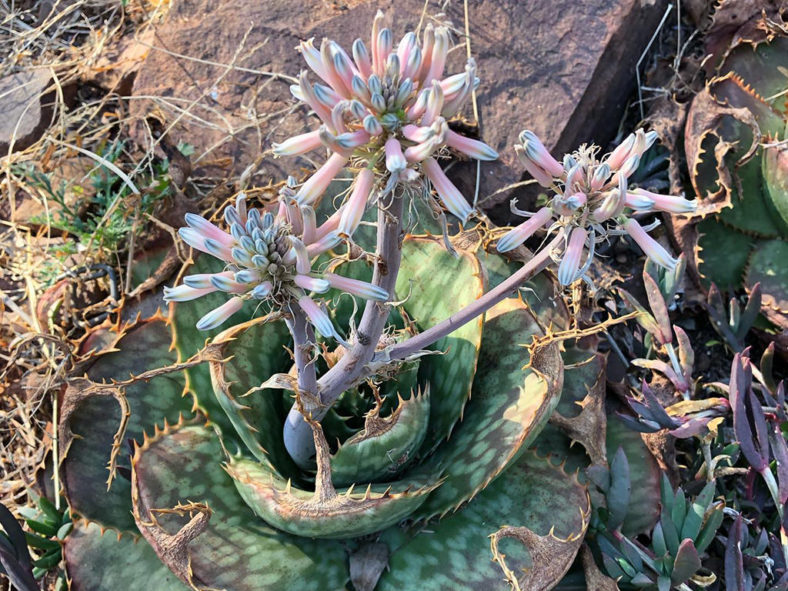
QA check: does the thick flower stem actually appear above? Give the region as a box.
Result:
[317,191,405,406]
[284,216,562,467]
[284,192,404,465]
[283,307,321,469]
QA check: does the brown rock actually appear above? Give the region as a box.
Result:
[83,27,156,95]
[130,0,669,220]
[0,70,56,155]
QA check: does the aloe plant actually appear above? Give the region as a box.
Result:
[57,213,589,590]
[41,10,714,589]
[681,33,787,334]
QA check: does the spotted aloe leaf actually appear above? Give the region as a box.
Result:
[395,235,485,450]
[376,451,590,591]
[329,388,430,487]
[170,254,263,435]
[61,317,193,531]
[64,522,188,591]
[64,226,565,587]
[411,295,562,520]
[132,421,350,590]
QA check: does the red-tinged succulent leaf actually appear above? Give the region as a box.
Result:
[673,326,694,384]
[643,271,672,345]
[0,502,36,591]
[732,354,770,472]
[671,539,701,585]
[132,422,350,590]
[61,318,193,531]
[619,289,662,341]
[770,423,788,504]
[376,451,590,591]
[64,521,189,591]
[724,516,745,591]
[410,296,563,520]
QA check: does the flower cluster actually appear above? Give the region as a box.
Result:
[273,11,497,223]
[497,129,697,285]
[164,187,387,337]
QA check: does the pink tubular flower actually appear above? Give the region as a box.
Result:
[384,138,407,173]
[514,144,553,187]
[504,128,686,287]
[629,189,697,214]
[623,218,677,271]
[325,273,388,301]
[163,284,218,302]
[272,130,323,157]
[297,295,338,340]
[196,297,244,331]
[339,168,375,237]
[557,227,588,286]
[278,11,498,223]
[422,157,472,223]
[166,189,386,337]
[296,152,349,205]
[519,130,564,177]
[445,130,498,161]
[496,207,553,253]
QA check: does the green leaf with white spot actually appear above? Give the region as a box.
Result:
[376,451,589,591]
[64,522,189,591]
[412,296,563,519]
[396,235,485,451]
[330,388,430,487]
[62,319,192,531]
[170,255,263,434]
[132,423,350,590]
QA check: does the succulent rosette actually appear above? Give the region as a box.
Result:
[498,129,697,286]
[274,11,497,224]
[57,200,597,589]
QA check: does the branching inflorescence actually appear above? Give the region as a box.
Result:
[497,129,697,285]
[165,12,695,468]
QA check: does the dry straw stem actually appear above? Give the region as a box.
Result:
[0,0,170,519]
